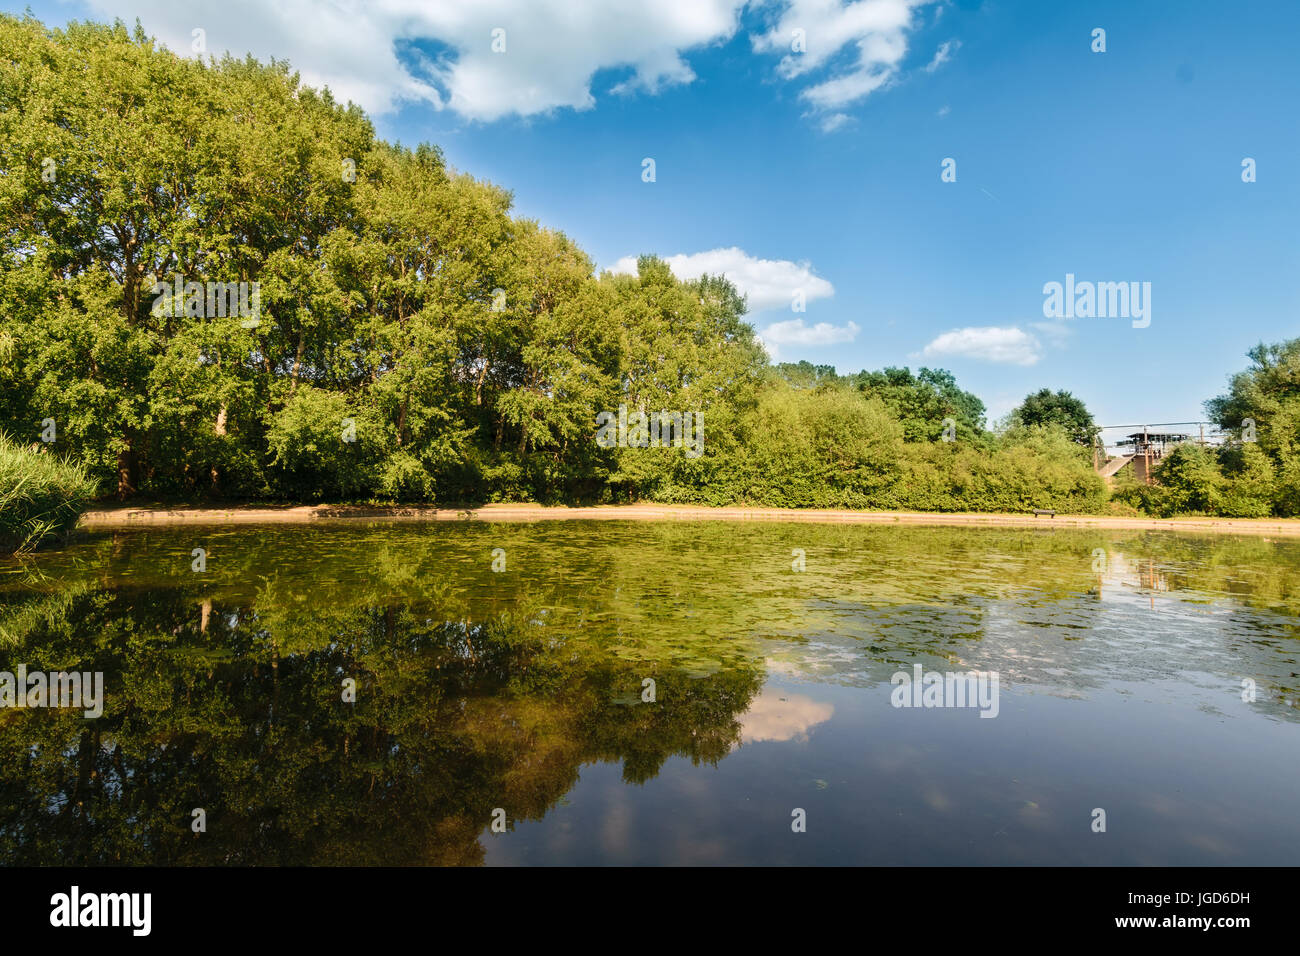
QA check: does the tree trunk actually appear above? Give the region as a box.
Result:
[290,336,305,393]
[116,445,136,499]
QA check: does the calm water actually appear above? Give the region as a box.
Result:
[1,520,1297,865]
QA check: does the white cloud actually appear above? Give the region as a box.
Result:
[609,247,834,313]
[761,318,860,345]
[936,103,951,116]
[757,318,860,360]
[90,1,947,123]
[819,111,854,132]
[923,38,959,72]
[751,0,932,111]
[920,326,1042,366]
[89,0,746,119]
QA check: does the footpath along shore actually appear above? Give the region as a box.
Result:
[77,502,1300,537]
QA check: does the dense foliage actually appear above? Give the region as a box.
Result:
[1010,389,1100,446]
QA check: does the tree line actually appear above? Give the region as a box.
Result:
[1,15,1295,521]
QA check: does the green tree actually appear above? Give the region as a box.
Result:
[853,366,987,443]
[1010,389,1099,445]
[1206,339,1300,516]
[1148,443,1224,516]
[1217,441,1276,518]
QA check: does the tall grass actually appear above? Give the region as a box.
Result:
[0,434,97,554]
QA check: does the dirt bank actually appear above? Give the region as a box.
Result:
[76,503,1300,537]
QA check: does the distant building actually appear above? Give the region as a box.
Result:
[1116,431,1190,483]
[1117,430,1190,454]
[1095,428,1198,484]
[1096,423,1222,483]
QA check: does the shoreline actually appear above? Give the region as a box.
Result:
[76,503,1300,537]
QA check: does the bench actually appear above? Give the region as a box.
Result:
[1032,509,1056,518]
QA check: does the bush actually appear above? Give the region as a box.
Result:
[643,389,1109,514]
[729,386,903,508]
[1127,441,1278,518]
[1218,442,1275,517]
[0,434,98,553]
[264,388,391,501]
[878,425,1106,514]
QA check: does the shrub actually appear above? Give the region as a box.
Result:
[1217,442,1275,517]
[0,434,98,553]
[1143,443,1223,516]
[264,388,391,501]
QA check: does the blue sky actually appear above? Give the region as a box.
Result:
[14,0,1299,435]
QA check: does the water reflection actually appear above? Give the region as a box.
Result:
[0,521,1297,865]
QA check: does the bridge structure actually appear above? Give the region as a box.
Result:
[1092,421,1224,484]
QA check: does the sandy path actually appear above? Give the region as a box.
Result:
[76,502,1300,537]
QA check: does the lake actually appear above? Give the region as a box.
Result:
[1,520,1297,865]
